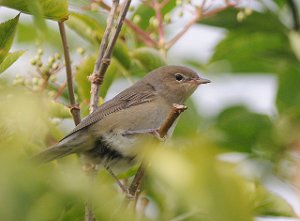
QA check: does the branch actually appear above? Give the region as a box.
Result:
[126,104,188,202]
[58,21,81,126]
[94,0,157,47]
[89,0,120,113]
[124,20,156,47]
[165,2,237,49]
[154,0,165,47]
[165,6,203,50]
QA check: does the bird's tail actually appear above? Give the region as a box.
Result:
[32,143,75,164]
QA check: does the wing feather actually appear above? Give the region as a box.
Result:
[60,82,157,141]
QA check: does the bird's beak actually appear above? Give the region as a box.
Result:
[191,77,211,85]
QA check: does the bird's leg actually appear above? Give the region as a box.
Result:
[122,129,165,141]
[104,165,135,200]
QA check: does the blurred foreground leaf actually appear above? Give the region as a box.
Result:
[0,0,69,21]
[130,47,166,72]
[254,185,296,217]
[144,142,253,221]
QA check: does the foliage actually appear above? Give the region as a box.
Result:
[0,0,299,221]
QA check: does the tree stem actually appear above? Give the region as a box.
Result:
[58,21,81,125]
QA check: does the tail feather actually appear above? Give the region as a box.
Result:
[32,144,75,164]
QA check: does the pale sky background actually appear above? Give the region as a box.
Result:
[0,1,299,220]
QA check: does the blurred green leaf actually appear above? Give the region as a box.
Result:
[0,0,69,21]
[145,144,253,221]
[16,22,61,47]
[0,14,19,64]
[204,9,298,74]
[202,8,286,33]
[48,100,71,119]
[254,185,296,217]
[273,0,288,7]
[66,12,104,45]
[276,66,300,115]
[75,55,95,102]
[130,47,166,72]
[174,99,202,137]
[0,50,24,74]
[132,1,176,30]
[215,106,273,153]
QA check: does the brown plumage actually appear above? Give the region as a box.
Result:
[33,65,210,169]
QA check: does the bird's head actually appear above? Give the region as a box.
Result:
[145,65,210,104]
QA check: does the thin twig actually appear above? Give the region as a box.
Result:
[124,20,156,47]
[89,0,120,113]
[126,104,188,203]
[165,7,202,50]
[105,165,128,193]
[54,80,67,100]
[165,2,237,49]
[93,0,156,47]
[58,21,81,125]
[95,0,132,81]
[160,0,169,8]
[154,0,165,47]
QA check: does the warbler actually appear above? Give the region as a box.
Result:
[33,65,210,169]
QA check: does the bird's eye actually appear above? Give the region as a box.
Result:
[175,73,184,82]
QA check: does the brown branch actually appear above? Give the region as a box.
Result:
[58,21,81,126]
[124,20,156,47]
[54,80,67,100]
[154,0,165,47]
[165,7,203,50]
[160,0,170,8]
[157,104,187,138]
[165,2,237,50]
[97,0,132,75]
[126,104,188,202]
[89,0,120,113]
[94,0,156,47]
[203,2,237,17]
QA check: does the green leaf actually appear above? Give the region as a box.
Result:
[254,185,296,217]
[209,31,296,73]
[132,1,176,30]
[174,99,203,137]
[0,14,19,64]
[215,106,273,153]
[202,8,286,34]
[276,66,300,115]
[204,9,298,74]
[0,51,25,74]
[0,0,69,21]
[48,100,71,119]
[130,47,166,72]
[66,12,104,45]
[75,55,96,102]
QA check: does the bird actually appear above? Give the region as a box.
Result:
[33,65,210,171]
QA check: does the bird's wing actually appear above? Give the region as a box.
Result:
[60,83,157,141]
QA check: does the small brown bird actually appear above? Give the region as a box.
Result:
[34,65,210,170]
